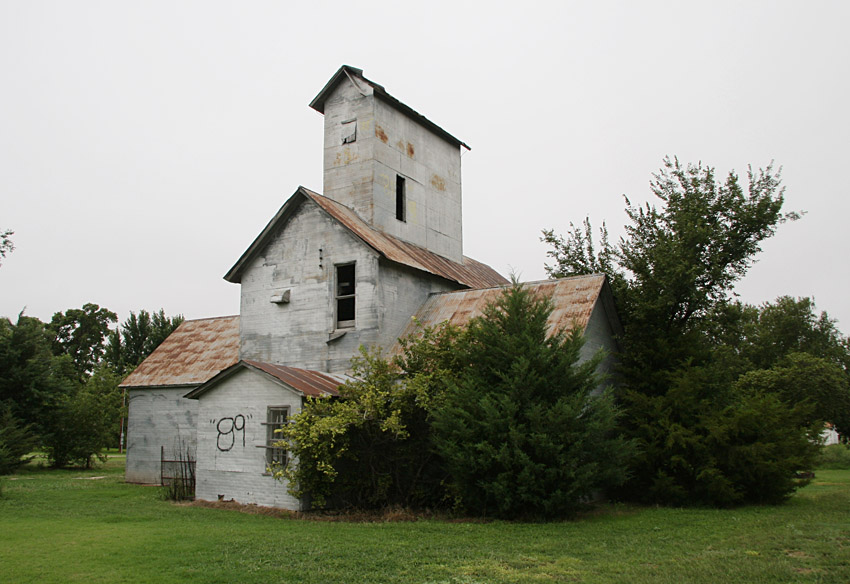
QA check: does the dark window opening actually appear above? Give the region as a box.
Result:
[263,407,289,469]
[396,175,406,222]
[336,263,356,329]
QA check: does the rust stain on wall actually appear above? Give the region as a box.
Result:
[334,149,358,166]
[375,125,389,143]
[406,142,415,158]
[430,174,446,191]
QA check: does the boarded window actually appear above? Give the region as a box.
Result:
[396,175,406,222]
[263,407,289,469]
[341,119,356,144]
[336,263,355,329]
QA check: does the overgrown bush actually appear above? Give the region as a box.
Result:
[279,284,631,518]
[619,360,820,506]
[817,444,850,470]
[432,283,632,518]
[0,406,37,475]
[278,325,462,510]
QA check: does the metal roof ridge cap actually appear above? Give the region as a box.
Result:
[180,314,239,323]
[309,65,364,113]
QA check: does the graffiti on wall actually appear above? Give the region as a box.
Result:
[209,414,252,452]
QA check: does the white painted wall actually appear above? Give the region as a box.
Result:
[580,301,620,394]
[238,199,381,373]
[322,78,464,262]
[194,367,303,510]
[125,387,197,484]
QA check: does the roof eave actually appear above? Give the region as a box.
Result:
[309,65,469,151]
[121,382,199,391]
[223,188,309,283]
[309,65,364,114]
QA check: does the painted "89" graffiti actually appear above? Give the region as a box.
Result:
[214,414,246,452]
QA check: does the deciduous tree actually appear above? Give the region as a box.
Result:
[543,157,817,505]
[49,303,117,379]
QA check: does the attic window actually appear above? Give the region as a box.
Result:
[335,263,356,329]
[341,119,356,144]
[396,175,406,222]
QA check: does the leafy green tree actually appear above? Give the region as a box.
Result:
[106,309,184,373]
[0,314,78,440]
[545,158,796,393]
[42,365,124,468]
[49,303,117,380]
[543,158,816,506]
[279,324,463,509]
[736,352,850,436]
[431,283,631,519]
[740,296,850,372]
[0,229,13,266]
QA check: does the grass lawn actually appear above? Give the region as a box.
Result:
[1,456,848,584]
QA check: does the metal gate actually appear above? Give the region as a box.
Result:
[160,445,196,498]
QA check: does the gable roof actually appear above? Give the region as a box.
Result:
[119,316,240,389]
[392,274,622,351]
[184,360,344,399]
[224,186,508,289]
[309,65,470,151]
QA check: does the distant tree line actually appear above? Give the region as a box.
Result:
[0,305,182,472]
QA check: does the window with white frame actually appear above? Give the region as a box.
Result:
[263,407,289,468]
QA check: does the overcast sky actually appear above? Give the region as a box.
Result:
[2,1,848,333]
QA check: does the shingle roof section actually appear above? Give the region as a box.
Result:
[392,275,611,352]
[119,316,240,388]
[224,187,508,290]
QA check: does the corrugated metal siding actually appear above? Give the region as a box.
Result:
[243,361,344,397]
[307,189,508,289]
[393,275,607,350]
[120,316,240,388]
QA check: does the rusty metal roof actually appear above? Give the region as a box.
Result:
[307,190,508,289]
[392,275,617,352]
[225,187,508,290]
[243,361,343,397]
[184,360,344,399]
[120,316,240,389]
[309,65,470,150]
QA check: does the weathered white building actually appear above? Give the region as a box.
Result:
[121,66,622,509]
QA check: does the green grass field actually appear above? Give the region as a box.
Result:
[1,455,848,583]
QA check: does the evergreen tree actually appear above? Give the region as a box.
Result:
[106,309,184,373]
[431,283,631,519]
